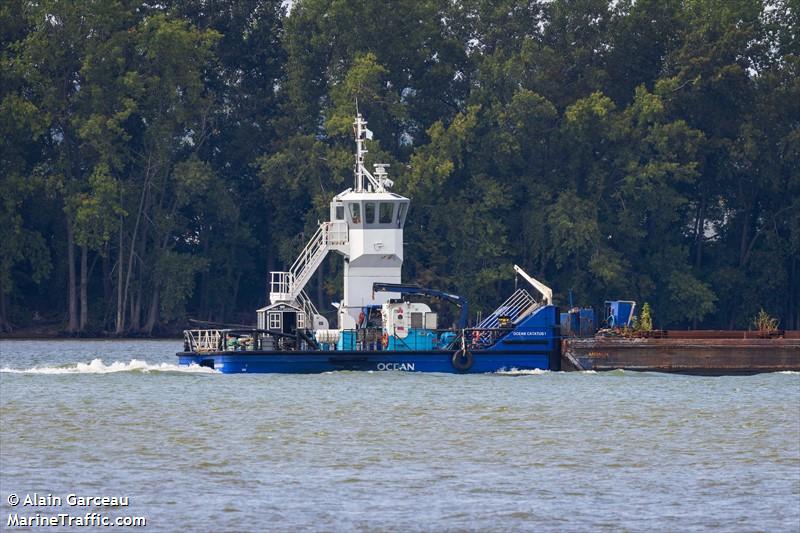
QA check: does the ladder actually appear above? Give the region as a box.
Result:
[270,221,348,303]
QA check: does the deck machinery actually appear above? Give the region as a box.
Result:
[178,114,560,373]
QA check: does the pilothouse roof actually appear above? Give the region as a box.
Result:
[334,189,409,202]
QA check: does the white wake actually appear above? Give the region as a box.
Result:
[0,358,218,374]
[495,368,550,375]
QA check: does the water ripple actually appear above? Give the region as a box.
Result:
[1,339,798,532]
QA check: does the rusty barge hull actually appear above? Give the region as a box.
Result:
[561,337,800,375]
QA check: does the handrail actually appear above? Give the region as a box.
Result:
[478,288,538,329]
[183,329,224,352]
[289,225,325,280]
[271,221,349,303]
[183,325,461,353]
[297,289,320,327]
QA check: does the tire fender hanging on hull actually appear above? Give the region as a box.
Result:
[451,349,474,372]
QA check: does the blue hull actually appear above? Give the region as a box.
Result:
[176,350,552,374]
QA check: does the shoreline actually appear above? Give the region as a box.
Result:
[0,326,182,341]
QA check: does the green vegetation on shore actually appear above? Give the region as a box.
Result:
[1,0,798,335]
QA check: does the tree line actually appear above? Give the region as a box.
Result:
[1,0,798,335]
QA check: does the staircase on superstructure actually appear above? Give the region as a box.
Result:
[269,221,348,304]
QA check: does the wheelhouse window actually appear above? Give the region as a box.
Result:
[379,202,394,224]
[396,203,407,228]
[365,203,376,224]
[349,203,361,224]
[268,312,281,329]
[335,205,344,220]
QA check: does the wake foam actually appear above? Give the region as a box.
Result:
[495,368,549,375]
[0,358,218,374]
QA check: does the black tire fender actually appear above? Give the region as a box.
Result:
[451,349,474,372]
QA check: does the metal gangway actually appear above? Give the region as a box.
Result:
[477,288,540,330]
[472,265,553,345]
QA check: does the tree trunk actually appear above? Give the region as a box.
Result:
[738,208,753,267]
[66,218,78,334]
[230,271,242,322]
[121,162,151,334]
[199,269,208,319]
[80,245,88,332]
[130,277,142,332]
[102,244,112,330]
[130,184,156,334]
[265,246,275,306]
[692,198,704,328]
[199,235,210,319]
[790,256,798,330]
[0,278,10,333]
[694,196,706,270]
[116,220,125,335]
[144,286,159,336]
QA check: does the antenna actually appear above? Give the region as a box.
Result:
[352,113,390,193]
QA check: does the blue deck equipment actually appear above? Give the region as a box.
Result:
[561,307,596,336]
[580,308,596,335]
[604,300,636,328]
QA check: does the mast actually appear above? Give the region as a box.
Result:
[352,114,391,192]
[354,114,367,192]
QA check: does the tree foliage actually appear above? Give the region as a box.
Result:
[1,0,798,334]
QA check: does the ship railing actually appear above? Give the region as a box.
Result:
[458,327,515,350]
[269,271,293,301]
[330,328,457,352]
[288,221,348,283]
[184,328,319,352]
[296,289,320,325]
[288,224,326,281]
[185,326,465,353]
[324,220,349,246]
[476,288,540,343]
[184,329,224,353]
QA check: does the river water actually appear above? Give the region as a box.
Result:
[1,339,798,532]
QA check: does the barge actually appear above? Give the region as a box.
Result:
[562,335,800,374]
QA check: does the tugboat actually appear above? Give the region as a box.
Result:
[177,114,560,373]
